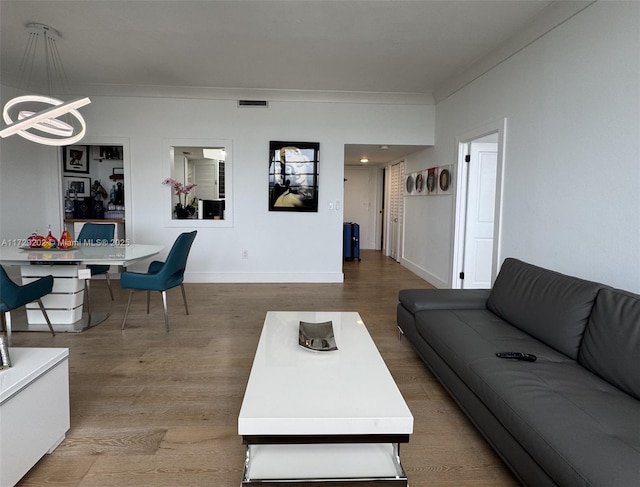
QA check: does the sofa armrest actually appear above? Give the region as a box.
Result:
[398,289,490,314]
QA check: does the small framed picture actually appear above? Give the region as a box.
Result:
[427,167,438,195]
[437,165,453,195]
[63,145,89,173]
[63,176,91,197]
[405,174,414,195]
[113,167,124,175]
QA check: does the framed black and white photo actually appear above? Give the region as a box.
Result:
[63,145,89,173]
[268,141,319,212]
[63,176,91,197]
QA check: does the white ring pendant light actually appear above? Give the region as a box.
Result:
[0,23,91,146]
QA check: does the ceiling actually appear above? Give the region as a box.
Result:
[0,0,556,165]
[344,144,428,167]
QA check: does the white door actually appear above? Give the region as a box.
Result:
[386,162,404,262]
[462,142,497,288]
[396,163,404,262]
[191,160,218,200]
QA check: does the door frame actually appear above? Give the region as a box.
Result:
[451,118,507,289]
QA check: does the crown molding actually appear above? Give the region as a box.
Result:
[0,81,433,106]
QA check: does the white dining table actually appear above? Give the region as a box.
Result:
[0,243,163,332]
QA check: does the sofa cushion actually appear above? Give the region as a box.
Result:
[473,356,640,487]
[579,288,640,400]
[414,309,571,391]
[487,258,601,359]
[414,308,640,487]
[398,289,490,314]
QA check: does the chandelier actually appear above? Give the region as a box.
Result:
[0,23,91,146]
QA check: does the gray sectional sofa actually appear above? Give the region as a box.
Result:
[397,258,640,487]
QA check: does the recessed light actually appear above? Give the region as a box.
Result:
[380,145,389,150]
[360,157,369,163]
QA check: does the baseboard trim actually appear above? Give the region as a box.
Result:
[400,258,449,289]
[183,272,345,284]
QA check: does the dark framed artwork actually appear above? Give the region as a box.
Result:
[63,176,91,197]
[268,141,319,212]
[63,145,89,173]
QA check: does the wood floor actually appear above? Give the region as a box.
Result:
[13,250,520,487]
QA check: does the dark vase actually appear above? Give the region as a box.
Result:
[175,203,197,219]
[75,198,91,219]
[175,204,189,219]
[92,199,104,219]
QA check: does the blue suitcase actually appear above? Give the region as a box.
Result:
[343,222,361,261]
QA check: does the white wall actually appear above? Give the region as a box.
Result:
[0,93,435,282]
[403,1,640,292]
[0,137,61,244]
[402,146,455,287]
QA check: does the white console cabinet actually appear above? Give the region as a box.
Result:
[0,348,70,487]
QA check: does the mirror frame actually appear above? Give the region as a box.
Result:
[162,137,233,228]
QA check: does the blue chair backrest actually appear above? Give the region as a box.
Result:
[0,265,18,311]
[0,265,53,312]
[77,223,115,244]
[160,231,197,281]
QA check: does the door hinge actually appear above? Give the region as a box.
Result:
[465,155,471,163]
[459,271,465,279]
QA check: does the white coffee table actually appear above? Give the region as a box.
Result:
[238,311,413,485]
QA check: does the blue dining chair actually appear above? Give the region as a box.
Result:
[120,231,197,332]
[0,265,55,345]
[77,223,115,313]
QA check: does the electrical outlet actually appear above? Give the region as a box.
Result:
[78,268,91,279]
[242,250,249,259]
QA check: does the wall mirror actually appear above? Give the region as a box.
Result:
[164,138,232,227]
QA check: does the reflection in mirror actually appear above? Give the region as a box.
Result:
[169,146,227,220]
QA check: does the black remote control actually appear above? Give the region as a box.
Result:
[496,352,537,362]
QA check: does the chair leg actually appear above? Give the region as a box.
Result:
[146,291,151,314]
[105,273,114,300]
[4,311,12,347]
[180,283,189,316]
[161,291,169,332]
[122,290,134,330]
[84,279,91,314]
[37,299,55,337]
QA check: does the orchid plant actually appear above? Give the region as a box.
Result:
[162,177,197,208]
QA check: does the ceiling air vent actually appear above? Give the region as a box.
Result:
[238,100,269,108]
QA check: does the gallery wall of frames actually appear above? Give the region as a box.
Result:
[405,165,453,196]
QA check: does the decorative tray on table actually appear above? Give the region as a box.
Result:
[19,246,75,251]
[298,321,338,352]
